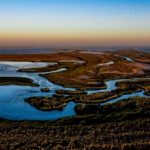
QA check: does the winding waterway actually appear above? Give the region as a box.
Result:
[0,61,149,120]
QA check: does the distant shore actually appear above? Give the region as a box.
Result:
[0,47,149,54]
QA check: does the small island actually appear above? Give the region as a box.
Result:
[0,77,38,87]
[0,49,150,149]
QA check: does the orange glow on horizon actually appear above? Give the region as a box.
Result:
[0,29,150,48]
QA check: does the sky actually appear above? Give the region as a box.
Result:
[0,0,150,48]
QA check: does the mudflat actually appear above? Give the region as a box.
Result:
[0,49,150,150]
[0,49,149,88]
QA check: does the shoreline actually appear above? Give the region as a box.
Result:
[0,47,149,54]
[0,49,149,120]
[0,49,150,149]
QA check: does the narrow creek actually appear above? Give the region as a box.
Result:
[0,60,149,120]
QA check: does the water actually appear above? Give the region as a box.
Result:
[0,61,149,120]
[123,56,134,62]
[101,90,148,106]
[0,47,149,54]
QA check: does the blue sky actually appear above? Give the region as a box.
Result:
[0,0,150,48]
